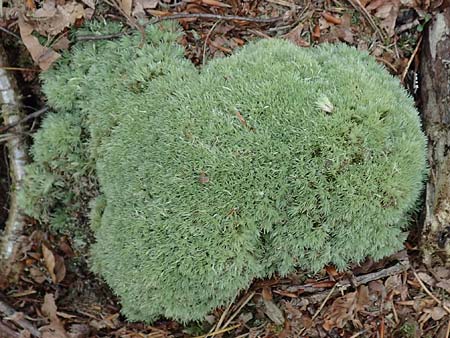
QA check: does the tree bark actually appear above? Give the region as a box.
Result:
[0,45,28,275]
[420,8,450,265]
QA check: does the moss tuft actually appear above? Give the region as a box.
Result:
[22,24,427,323]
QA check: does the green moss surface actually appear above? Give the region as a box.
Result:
[21,23,427,322]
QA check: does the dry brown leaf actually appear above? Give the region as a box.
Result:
[132,0,158,17]
[52,36,70,51]
[366,0,400,37]
[437,280,450,293]
[425,306,447,321]
[80,0,95,9]
[121,0,132,16]
[29,267,47,284]
[41,294,70,338]
[18,17,60,71]
[262,287,273,301]
[42,244,66,283]
[263,298,285,325]
[417,272,436,287]
[284,23,310,47]
[32,1,85,36]
[323,286,370,331]
[42,244,56,282]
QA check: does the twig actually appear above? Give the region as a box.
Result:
[297,284,337,336]
[153,13,283,24]
[290,260,410,306]
[202,20,221,66]
[0,27,22,42]
[0,296,41,337]
[446,318,450,338]
[347,0,386,41]
[208,301,232,335]
[192,324,240,338]
[412,269,450,314]
[76,32,126,41]
[0,107,48,133]
[401,35,422,84]
[222,292,255,329]
[0,67,39,72]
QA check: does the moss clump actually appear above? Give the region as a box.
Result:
[22,23,427,323]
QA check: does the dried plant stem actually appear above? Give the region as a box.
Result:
[153,13,282,24]
[401,35,422,83]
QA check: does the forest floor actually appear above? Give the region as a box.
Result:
[1,0,450,337]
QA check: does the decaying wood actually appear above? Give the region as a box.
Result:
[0,45,28,274]
[420,8,450,265]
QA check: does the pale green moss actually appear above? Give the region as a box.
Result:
[22,24,427,323]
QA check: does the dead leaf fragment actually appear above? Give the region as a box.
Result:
[263,298,285,325]
[32,1,86,36]
[322,12,342,25]
[425,306,447,321]
[41,294,70,338]
[323,286,370,331]
[132,0,158,17]
[18,17,60,71]
[121,0,132,16]
[366,0,400,37]
[437,280,450,293]
[42,244,66,284]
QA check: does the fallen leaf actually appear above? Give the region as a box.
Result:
[41,294,70,338]
[323,286,370,331]
[425,306,447,321]
[68,323,90,338]
[263,298,285,325]
[284,23,310,47]
[366,0,401,37]
[322,12,342,25]
[42,244,56,282]
[312,23,320,41]
[417,272,436,287]
[262,287,273,301]
[18,16,60,71]
[32,1,86,36]
[52,36,70,51]
[132,0,158,17]
[29,267,47,284]
[437,280,450,293]
[42,244,66,283]
[121,0,132,16]
[80,0,95,9]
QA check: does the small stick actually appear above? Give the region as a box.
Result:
[298,284,337,336]
[401,35,422,84]
[202,20,221,66]
[0,297,41,337]
[222,292,255,329]
[347,0,385,41]
[0,27,22,42]
[446,318,450,338]
[154,13,283,24]
[412,269,450,314]
[192,324,240,338]
[76,32,126,41]
[0,107,48,133]
[0,67,39,72]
